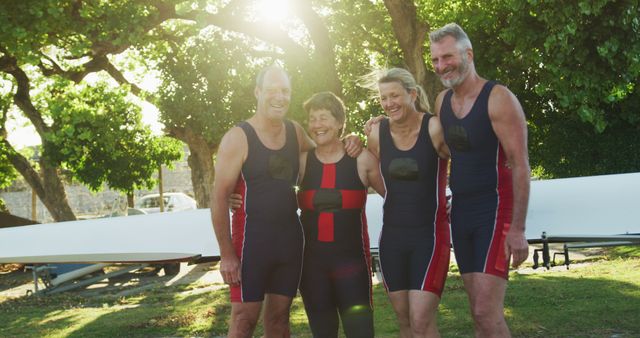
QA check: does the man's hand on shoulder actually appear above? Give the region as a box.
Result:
[343,133,363,158]
[364,115,387,137]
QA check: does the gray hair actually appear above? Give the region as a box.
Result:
[360,67,431,114]
[429,23,473,53]
[255,63,289,89]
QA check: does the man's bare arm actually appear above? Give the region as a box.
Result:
[293,120,316,153]
[211,127,247,285]
[428,114,450,159]
[357,149,385,196]
[489,85,531,268]
[366,123,381,160]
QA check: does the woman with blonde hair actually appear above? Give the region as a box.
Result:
[363,68,450,337]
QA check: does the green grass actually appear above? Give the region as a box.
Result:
[1,249,639,337]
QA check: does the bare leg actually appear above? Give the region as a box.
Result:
[229,301,262,338]
[407,290,441,338]
[461,273,510,338]
[263,293,294,338]
[387,290,411,338]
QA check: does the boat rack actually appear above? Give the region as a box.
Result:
[25,263,148,296]
[528,232,640,270]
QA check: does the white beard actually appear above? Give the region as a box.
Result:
[440,54,470,88]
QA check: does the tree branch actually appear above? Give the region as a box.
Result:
[290,0,342,94]
[176,8,308,63]
[0,53,50,136]
[103,60,145,96]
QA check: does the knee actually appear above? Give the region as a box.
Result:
[470,302,503,325]
[264,310,290,329]
[410,313,436,334]
[230,316,258,336]
[396,312,411,328]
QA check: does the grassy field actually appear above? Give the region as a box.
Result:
[1,247,639,337]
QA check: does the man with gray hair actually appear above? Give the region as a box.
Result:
[430,23,530,337]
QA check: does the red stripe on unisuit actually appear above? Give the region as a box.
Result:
[230,174,247,302]
[318,163,337,242]
[318,212,334,242]
[320,163,336,189]
[297,190,316,210]
[341,189,367,209]
[486,145,513,278]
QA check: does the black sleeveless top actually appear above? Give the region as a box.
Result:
[379,115,444,229]
[233,120,300,229]
[440,81,512,197]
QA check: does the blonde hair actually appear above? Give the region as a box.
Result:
[360,67,431,113]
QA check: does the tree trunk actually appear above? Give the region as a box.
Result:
[127,192,134,208]
[382,0,443,107]
[1,140,76,222]
[1,56,76,222]
[39,160,76,221]
[187,141,216,209]
[167,127,216,209]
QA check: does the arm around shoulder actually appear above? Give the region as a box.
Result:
[366,123,381,159]
[357,149,385,196]
[433,90,448,117]
[428,115,450,159]
[293,120,315,153]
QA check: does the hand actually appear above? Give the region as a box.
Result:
[343,133,363,158]
[364,115,386,136]
[220,254,242,286]
[504,228,528,268]
[228,193,243,212]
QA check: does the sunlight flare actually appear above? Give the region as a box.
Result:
[254,0,291,22]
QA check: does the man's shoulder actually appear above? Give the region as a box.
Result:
[488,82,513,98]
[220,125,248,149]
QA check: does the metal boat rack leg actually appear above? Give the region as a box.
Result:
[30,264,148,295]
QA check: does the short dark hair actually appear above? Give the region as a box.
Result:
[303,91,346,136]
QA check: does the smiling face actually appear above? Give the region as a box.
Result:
[378,81,417,122]
[430,35,472,88]
[255,68,291,121]
[307,108,342,146]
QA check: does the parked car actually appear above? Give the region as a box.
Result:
[135,192,197,214]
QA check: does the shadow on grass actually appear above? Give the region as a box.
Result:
[438,272,640,337]
[2,264,639,337]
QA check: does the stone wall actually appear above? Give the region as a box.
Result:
[0,161,194,223]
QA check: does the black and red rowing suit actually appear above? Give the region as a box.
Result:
[230,120,304,302]
[440,81,513,279]
[378,115,450,296]
[298,151,374,338]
